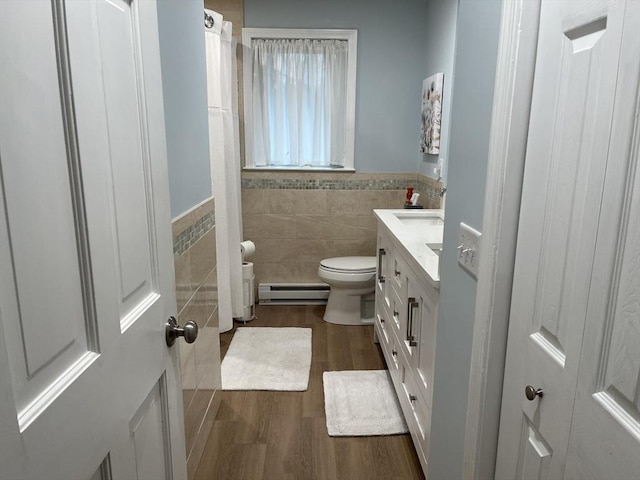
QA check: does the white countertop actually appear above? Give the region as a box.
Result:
[374,209,444,288]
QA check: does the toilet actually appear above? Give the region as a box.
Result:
[318,256,377,325]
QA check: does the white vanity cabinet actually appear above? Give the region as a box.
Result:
[373,211,442,475]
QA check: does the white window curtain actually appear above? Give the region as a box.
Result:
[251,38,349,168]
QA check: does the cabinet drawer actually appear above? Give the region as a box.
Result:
[400,364,431,464]
[375,299,401,379]
[389,287,406,341]
[389,251,408,300]
[374,308,391,354]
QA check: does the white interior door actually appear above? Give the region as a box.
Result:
[0,1,187,479]
[496,0,640,478]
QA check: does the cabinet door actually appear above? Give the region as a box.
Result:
[376,230,392,310]
[404,274,438,401]
[416,284,438,403]
[399,354,430,471]
[400,270,420,364]
[374,299,392,357]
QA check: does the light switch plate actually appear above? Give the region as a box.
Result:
[458,222,482,278]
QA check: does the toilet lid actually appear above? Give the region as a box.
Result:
[320,256,376,272]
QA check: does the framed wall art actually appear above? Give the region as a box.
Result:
[420,72,444,154]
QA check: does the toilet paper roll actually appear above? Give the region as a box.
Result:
[242,262,254,279]
[240,240,255,259]
[241,262,255,318]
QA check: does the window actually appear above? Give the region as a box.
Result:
[242,29,357,170]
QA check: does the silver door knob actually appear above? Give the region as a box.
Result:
[525,385,543,401]
[166,316,198,347]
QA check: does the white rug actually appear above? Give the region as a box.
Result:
[323,370,408,436]
[221,327,312,391]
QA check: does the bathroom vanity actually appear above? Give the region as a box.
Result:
[373,209,444,475]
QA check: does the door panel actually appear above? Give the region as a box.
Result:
[0,1,187,479]
[89,460,112,480]
[564,133,639,480]
[0,0,101,434]
[564,2,640,472]
[525,4,616,367]
[496,1,632,477]
[130,376,172,480]
[95,0,159,331]
[517,420,552,480]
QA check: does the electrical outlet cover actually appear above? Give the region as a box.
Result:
[458,222,482,278]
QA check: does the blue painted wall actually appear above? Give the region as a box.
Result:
[157,0,211,219]
[243,0,429,173]
[427,1,502,478]
[420,0,458,182]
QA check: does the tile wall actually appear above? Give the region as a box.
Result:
[241,172,443,285]
[172,197,221,479]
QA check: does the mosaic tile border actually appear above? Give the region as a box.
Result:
[173,209,215,258]
[241,177,430,191]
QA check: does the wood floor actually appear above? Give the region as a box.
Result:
[192,304,424,480]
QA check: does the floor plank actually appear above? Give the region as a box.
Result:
[193,304,424,479]
[263,393,303,476]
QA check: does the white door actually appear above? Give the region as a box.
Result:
[496,0,640,478]
[0,1,188,479]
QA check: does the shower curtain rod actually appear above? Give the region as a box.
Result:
[204,11,214,29]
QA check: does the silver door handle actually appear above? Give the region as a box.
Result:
[525,385,543,401]
[166,316,199,346]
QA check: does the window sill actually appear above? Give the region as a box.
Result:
[242,167,356,173]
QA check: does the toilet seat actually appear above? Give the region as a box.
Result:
[319,256,376,273]
[318,267,375,285]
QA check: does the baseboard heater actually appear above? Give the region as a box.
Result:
[258,282,330,305]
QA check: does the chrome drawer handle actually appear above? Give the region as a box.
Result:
[407,297,419,347]
[377,248,386,282]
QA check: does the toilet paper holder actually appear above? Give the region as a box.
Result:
[239,261,256,323]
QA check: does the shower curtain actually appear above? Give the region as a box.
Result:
[204,10,243,333]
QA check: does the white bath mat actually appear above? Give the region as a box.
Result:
[323,370,408,436]
[221,327,312,391]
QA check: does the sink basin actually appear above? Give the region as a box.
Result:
[392,212,444,227]
[426,243,443,256]
[426,243,443,280]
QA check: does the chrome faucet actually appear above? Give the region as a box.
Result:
[438,186,447,197]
